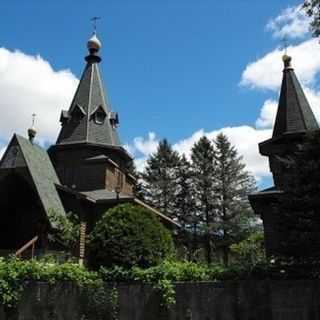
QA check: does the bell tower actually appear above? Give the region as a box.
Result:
[49,32,134,196]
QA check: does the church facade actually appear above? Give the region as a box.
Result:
[0,33,179,255]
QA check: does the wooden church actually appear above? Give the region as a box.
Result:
[0,32,179,258]
[249,53,319,256]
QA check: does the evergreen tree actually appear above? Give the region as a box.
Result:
[126,160,143,199]
[190,136,216,263]
[174,154,195,229]
[212,133,256,266]
[141,139,180,219]
[174,154,196,259]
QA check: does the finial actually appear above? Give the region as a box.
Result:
[281,35,288,55]
[87,17,102,55]
[281,35,292,69]
[91,16,101,34]
[28,113,37,144]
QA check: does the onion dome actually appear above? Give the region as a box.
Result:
[282,53,292,68]
[28,125,37,143]
[87,32,101,54]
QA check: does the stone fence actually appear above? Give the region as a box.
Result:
[1,280,320,319]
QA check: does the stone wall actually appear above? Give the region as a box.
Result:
[1,280,320,320]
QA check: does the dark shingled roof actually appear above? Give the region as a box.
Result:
[80,189,133,203]
[56,48,121,148]
[273,57,319,138]
[8,134,66,226]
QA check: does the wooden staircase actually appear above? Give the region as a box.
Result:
[15,235,38,259]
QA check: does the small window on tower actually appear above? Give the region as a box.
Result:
[95,111,105,124]
[71,104,86,125]
[72,111,83,125]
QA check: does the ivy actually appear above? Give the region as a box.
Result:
[2,256,320,315]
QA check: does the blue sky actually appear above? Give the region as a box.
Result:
[0,0,319,188]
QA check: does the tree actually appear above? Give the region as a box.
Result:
[47,209,80,254]
[173,154,196,260]
[190,136,216,263]
[88,204,175,269]
[274,131,320,260]
[141,139,180,219]
[212,133,256,266]
[126,160,143,199]
[174,154,195,229]
[230,230,265,264]
[303,1,320,38]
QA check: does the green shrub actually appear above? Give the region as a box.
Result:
[230,231,265,264]
[88,204,175,269]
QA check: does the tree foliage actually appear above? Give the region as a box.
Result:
[212,133,256,266]
[174,154,195,229]
[230,231,265,264]
[303,0,320,38]
[140,139,180,219]
[88,204,175,269]
[47,210,80,253]
[190,136,216,263]
[139,134,257,265]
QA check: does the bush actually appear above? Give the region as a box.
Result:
[88,204,175,269]
[230,231,265,264]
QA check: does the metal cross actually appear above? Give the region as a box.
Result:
[32,113,36,126]
[91,16,101,33]
[281,35,289,54]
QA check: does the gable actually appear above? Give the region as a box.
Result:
[0,134,66,228]
[1,145,26,169]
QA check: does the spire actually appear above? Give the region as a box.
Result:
[56,32,121,147]
[272,54,319,138]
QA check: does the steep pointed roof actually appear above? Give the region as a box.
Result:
[56,33,121,147]
[272,54,319,138]
[0,134,66,227]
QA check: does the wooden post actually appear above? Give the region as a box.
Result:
[79,220,86,266]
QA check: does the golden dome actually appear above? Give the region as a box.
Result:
[87,33,101,53]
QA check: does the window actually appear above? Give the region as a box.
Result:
[63,166,79,187]
[95,111,105,124]
[71,104,86,125]
[72,111,83,125]
[117,170,124,189]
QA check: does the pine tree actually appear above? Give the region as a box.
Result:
[141,139,180,219]
[174,154,196,259]
[174,154,195,228]
[212,133,256,266]
[190,136,216,263]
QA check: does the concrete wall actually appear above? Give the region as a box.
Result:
[1,280,320,320]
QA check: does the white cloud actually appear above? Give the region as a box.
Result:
[266,5,310,39]
[130,126,272,184]
[123,132,159,171]
[0,48,78,147]
[131,132,159,157]
[304,87,320,121]
[256,99,278,129]
[240,39,320,90]
[0,146,6,160]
